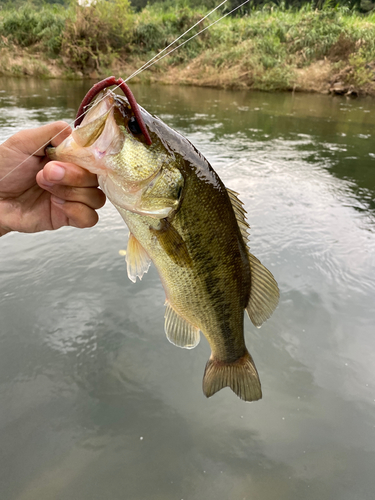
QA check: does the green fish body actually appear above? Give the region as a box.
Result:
[48,90,279,401]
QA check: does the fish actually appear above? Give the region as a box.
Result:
[47,78,279,402]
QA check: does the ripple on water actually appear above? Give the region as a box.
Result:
[2,81,375,500]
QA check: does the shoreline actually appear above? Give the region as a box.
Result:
[1,47,374,98]
[1,4,375,99]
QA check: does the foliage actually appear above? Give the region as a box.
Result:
[0,1,375,92]
[0,3,67,54]
[0,0,132,70]
[61,0,132,71]
[131,2,210,61]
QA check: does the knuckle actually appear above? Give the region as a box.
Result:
[64,202,98,229]
[74,211,98,229]
[53,185,77,201]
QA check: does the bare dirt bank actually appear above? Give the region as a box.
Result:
[1,47,374,98]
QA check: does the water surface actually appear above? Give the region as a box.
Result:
[1,77,375,500]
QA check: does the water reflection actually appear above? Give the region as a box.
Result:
[1,78,375,500]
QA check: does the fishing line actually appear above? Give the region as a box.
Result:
[0,0,250,184]
[126,0,251,80]
[124,0,228,83]
[72,0,230,128]
[0,2,226,185]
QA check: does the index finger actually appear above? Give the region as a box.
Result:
[6,121,72,157]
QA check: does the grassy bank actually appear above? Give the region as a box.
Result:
[1,1,375,95]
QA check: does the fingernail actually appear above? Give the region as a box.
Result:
[49,164,65,181]
[51,196,65,205]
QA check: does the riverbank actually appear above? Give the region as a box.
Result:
[1,3,375,96]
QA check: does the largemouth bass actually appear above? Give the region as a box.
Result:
[48,78,279,402]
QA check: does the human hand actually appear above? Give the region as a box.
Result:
[0,121,106,237]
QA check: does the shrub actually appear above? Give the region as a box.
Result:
[60,0,132,71]
[0,3,66,54]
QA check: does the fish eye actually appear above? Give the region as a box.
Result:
[128,116,142,135]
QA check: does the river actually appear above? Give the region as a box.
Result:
[1,77,375,500]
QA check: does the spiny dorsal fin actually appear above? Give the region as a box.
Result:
[246,253,279,327]
[164,302,200,349]
[226,188,250,246]
[126,233,151,283]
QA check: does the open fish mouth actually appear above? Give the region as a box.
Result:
[45,94,123,172]
[74,76,152,145]
[46,77,153,173]
[46,76,152,164]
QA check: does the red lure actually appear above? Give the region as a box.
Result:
[74,76,152,146]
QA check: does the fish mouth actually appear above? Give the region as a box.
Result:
[74,76,152,145]
[46,77,152,168]
[45,144,57,160]
[73,92,117,147]
[44,92,124,174]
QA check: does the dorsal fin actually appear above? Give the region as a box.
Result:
[246,253,279,327]
[226,188,250,246]
[226,187,279,327]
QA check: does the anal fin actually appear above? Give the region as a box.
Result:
[164,302,200,349]
[126,233,151,283]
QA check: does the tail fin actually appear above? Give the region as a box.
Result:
[202,351,262,402]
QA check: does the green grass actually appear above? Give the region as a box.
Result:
[0,3,67,54]
[0,1,375,92]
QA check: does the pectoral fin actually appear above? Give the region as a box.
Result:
[126,233,151,283]
[246,253,279,327]
[164,302,200,349]
[150,219,192,268]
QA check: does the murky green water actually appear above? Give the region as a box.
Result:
[1,77,375,500]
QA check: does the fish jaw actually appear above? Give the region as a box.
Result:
[46,134,103,174]
[47,103,125,176]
